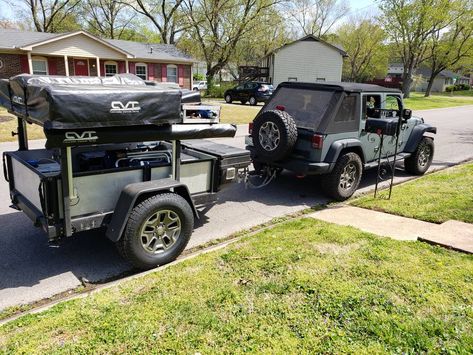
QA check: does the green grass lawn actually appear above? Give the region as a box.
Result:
[352,162,473,224]
[404,92,473,111]
[1,218,472,353]
[0,108,45,142]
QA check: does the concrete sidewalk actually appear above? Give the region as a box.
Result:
[310,205,473,253]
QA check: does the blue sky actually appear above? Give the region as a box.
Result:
[1,0,378,25]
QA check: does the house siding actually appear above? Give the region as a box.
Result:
[31,34,126,59]
[272,41,343,86]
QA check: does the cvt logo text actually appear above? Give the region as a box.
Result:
[110,101,141,113]
[63,131,98,143]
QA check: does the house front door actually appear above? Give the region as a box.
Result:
[74,59,89,76]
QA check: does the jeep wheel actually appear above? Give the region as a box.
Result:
[252,110,297,162]
[116,193,194,270]
[322,152,363,201]
[249,96,257,106]
[404,137,434,175]
[225,94,232,103]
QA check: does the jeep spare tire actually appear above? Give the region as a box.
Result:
[252,110,297,162]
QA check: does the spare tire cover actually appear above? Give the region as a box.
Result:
[251,110,297,162]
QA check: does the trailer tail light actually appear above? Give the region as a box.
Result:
[312,134,324,149]
[275,105,285,111]
[248,122,253,134]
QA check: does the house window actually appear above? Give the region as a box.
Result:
[32,57,48,75]
[135,63,147,80]
[167,64,178,83]
[104,61,117,77]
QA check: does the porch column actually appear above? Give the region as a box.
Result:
[27,52,33,74]
[125,59,129,73]
[96,57,101,76]
[64,55,69,76]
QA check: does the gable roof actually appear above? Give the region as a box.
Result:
[105,39,193,63]
[265,34,348,58]
[0,29,193,63]
[417,67,469,80]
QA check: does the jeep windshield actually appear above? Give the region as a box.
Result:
[263,87,337,130]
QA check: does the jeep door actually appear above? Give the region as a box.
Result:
[359,93,384,162]
[385,94,416,152]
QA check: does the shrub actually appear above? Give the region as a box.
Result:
[193,73,205,81]
[445,85,455,92]
[455,83,471,91]
[205,82,236,98]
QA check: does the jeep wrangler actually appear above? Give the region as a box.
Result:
[245,82,437,201]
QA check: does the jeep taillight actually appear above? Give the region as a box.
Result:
[312,134,324,149]
[249,122,253,134]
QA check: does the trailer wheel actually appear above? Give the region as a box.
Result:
[117,193,194,270]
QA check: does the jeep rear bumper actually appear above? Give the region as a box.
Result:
[246,145,333,175]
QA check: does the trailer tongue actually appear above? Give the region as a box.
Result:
[1,74,250,270]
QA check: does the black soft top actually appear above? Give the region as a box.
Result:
[278,81,401,94]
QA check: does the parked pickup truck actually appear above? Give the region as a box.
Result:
[246,82,437,200]
[1,74,250,270]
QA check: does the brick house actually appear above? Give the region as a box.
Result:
[0,29,194,89]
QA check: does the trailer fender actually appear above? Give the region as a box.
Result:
[106,178,198,242]
[404,124,437,153]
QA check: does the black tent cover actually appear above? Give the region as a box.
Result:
[0,74,184,129]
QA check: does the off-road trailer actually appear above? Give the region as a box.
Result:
[1,74,250,269]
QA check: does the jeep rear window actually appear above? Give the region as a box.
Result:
[264,87,336,130]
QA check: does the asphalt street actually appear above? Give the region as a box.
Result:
[0,105,472,311]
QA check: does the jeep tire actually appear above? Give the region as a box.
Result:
[116,193,194,270]
[322,152,363,201]
[404,137,434,175]
[252,110,297,162]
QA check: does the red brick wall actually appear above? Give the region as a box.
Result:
[0,53,29,79]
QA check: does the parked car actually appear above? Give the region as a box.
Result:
[224,82,274,105]
[246,82,437,201]
[193,81,207,91]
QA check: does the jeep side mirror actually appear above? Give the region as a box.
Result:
[402,109,412,120]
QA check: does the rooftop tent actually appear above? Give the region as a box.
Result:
[5,74,183,129]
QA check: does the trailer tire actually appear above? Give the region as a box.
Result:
[116,192,194,270]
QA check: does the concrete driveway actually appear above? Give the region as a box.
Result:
[0,105,472,311]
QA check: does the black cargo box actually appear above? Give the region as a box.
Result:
[365,117,399,136]
[5,74,183,129]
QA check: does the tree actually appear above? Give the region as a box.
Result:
[13,0,82,32]
[182,0,280,88]
[83,0,137,39]
[336,18,388,82]
[126,0,192,44]
[423,4,473,96]
[286,0,349,38]
[379,0,455,97]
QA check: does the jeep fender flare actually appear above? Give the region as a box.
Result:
[324,139,365,164]
[404,124,437,153]
[106,178,197,242]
